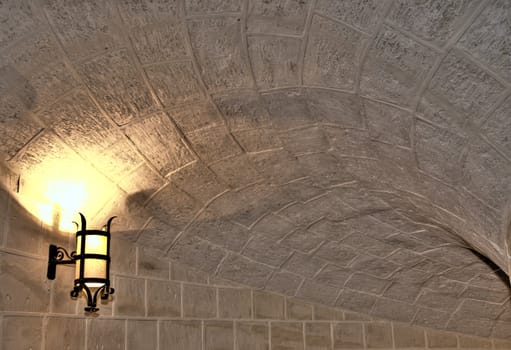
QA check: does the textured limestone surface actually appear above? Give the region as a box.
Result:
[1,0,511,340]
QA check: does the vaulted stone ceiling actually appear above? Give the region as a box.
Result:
[1,0,511,339]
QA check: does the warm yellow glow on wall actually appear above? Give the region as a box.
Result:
[16,158,116,232]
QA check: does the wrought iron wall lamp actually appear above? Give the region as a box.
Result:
[47,213,115,312]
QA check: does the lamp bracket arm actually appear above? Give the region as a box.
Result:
[47,244,76,280]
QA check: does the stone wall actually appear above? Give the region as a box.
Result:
[1,184,510,350]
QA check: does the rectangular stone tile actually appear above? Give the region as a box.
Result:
[50,264,77,314]
[236,321,269,350]
[314,264,352,289]
[371,298,416,323]
[280,126,330,156]
[315,0,390,33]
[233,127,282,153]
[333,323,364,349]
[306,323,332,350]
[304,15,365,90]
[243,236,294,268]
[335,290,377,315]
[160,320,201,350]
[186,0,240,14]
[314,242,358,267]
[45,317,85,350]
[138,247,170,279]
[218,288,252,319]
[2,316,42,350]
[183,284,217,318]
[214,91,271,131]
[123,112,194,176]
[147,279,181,317]
[361,26,438,107]
[110,235,137,275]
[218,254,272,289]
[426,329,458,348]
[266,271,304,296]
[87,318,125,350]
[5,199,42,255]
[129,22,188,64]
[247,0,311,35]
[0,252,50,312]
[393,324,425,349]
[127,320,157,350]
[458,334,492,349]
[249,150,305,185]
[186,126,242,164]
[271,322,304,350]
[287,299,313,320]
[43,0,122,61]
[281,227,327,254]
[248,35,301,90]
[254,291,285,320]
[114,276,145,317]
[283,252,326,278]
[297,280,339,306]
[171,262,209,284]
[344,273,389,295]
[210,154,263,189]
[77,49,156,125]
[168,234,226,274]
[313,305,344,321]
[365,322,392,349]
[205,321,234,350]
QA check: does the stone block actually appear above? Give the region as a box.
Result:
[364,100,412,147]
[146,279,181,317]
[248,35,301,90]
[169,234,227,274]
[205,321,234,350]
[87,318,125,350]
[458,334,492,349]
[280,126,330,156]
[182,284,217,318]
[371,298,416,323]
[170,262,209,284]
[46,317,86,350]
[218,254,273,289]
[314,242,358,267]
[313,305,344,321]
[129,22,188,64]
[233,128,282,153]
[186,0,240,14]
[458,0,511,81]
[427,50,506,121]
[247,0,311,35]
[127,320,157,350]
[265,271,303,295]
[160,320,201,350]
[314,264,352,289]
[304,15,365,90]
[350,255,399,278]
[254,291,285,319]
[345,273,389,295]
[383,282,422,304]
[218,288,252,319]
[388,0,478,46]
[186,126,242,164]
[77,49,156,125]
[0,252,50,312]
[305,322,331,350]
[138,247,170,279]
[365,322,392,349]
[1,316,42,350]
[262,88,315,129]
[243,236,293,267]
[283,252,326,278]
[110,237,137,276]
[287,299,313,320]
[50,265,77,314]
[333,322,364,349]
[187,215,251,252]
[412,307,450,329]
[361,26,438,106]
[214,91,271,130]
[481,96,511,159]
[296,279,339,305]
[335,290,377,315]
[0,0,38,49]
[137,218,180,253]
[169,102,223,133]
[210,154,262,189]
[426,329,458,348]
[114,276,145,316]
[124,112,195,176]
[416,289,461,312]
[43,0,122,61]
[315,0,390,33]
[252,213,296,239]
[282,228,328,254]
[5,198,42,255]
[236,321,269,350]
[393,324,425,348]
[171,162,228,204]
[271,322,304,350]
